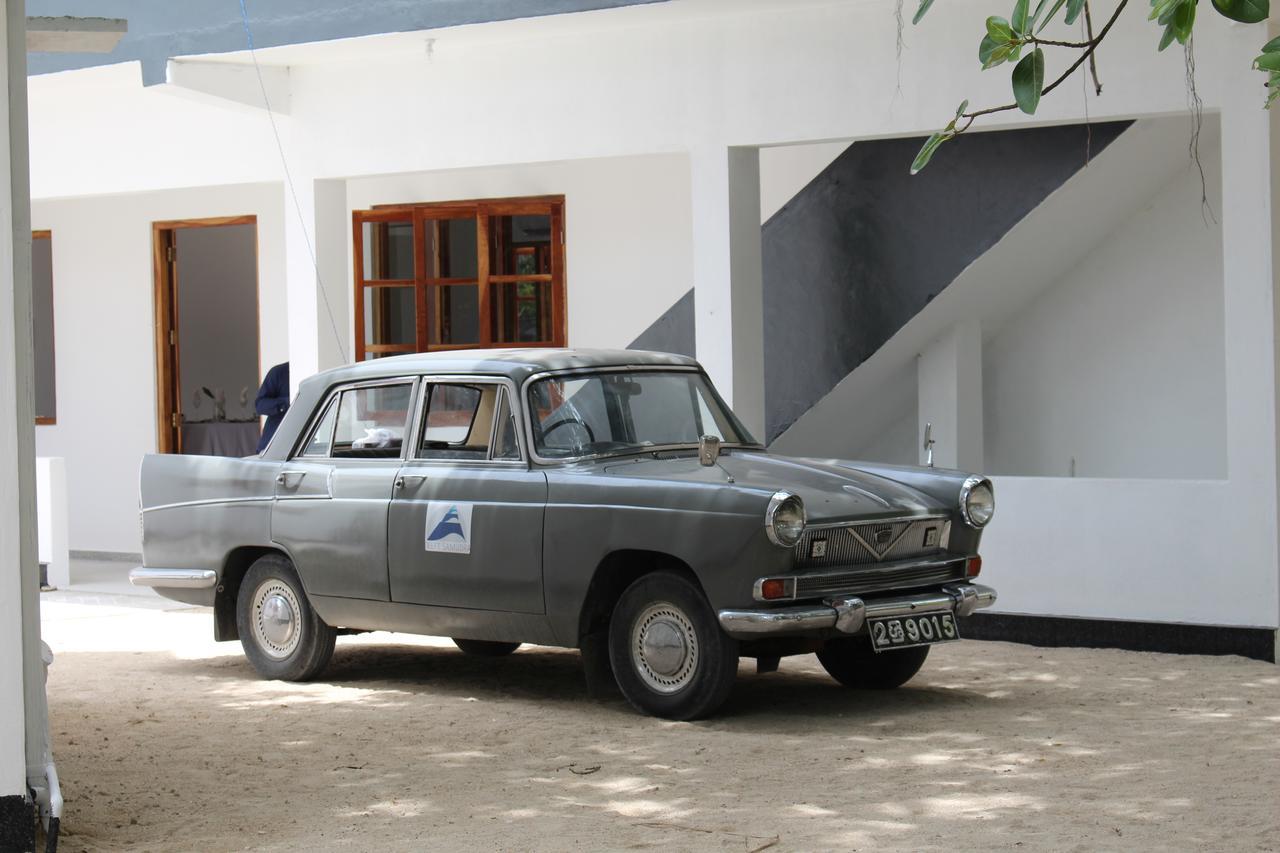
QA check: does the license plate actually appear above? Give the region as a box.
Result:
[868,612,960,652]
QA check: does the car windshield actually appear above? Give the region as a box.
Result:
[528,370,754,459]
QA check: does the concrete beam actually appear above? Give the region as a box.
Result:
[162,59,290,115]
[25,16,125,53]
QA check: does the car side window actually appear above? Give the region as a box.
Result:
[418,383,500,461]
[299,397,338,457]
[330,383,413,459]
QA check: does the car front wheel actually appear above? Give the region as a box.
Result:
[608,571,738,720]
[236,554,336,681]
[816,638,929,689]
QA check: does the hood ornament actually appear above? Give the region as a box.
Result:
[924,422,935,468]
[698,434,721,467]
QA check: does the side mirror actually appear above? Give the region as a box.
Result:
[699,434,721,466]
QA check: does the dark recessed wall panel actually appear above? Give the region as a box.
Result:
[761,121,1130,441]
[628,288,695,357]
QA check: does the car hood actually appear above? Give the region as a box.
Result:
[600,450,944,522]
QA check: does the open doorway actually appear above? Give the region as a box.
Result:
[152,216,260,455]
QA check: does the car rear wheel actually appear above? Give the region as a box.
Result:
[236,554,335,681]
[452,638,521,657]
[608,571,738,720]
[816,638,929,689]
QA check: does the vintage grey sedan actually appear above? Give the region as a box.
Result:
[132,349,996,719]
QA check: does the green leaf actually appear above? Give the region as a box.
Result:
[986,15,1015,43]
[1158,23,1177,50]
[1064,0,1086,24]
[1261,35,1280,53]
[912,0,937,25]
[980,38,1015,68]
[1035,0,1068,31]
[910,132,951,175]
[955,99,970,118]
[1012,47,1045,114]
[1172,0,1196,43]
[1012,0,1031,34]
[1211,0,1268,23]
[979,34,1016,67]
[1149,0,1179,20]
[1256,52,1280,71]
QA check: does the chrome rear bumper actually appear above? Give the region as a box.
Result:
[129,567,218,589]
[717,583,996,639]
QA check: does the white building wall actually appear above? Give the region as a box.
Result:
[984,154,1227,480]
[32,183,286,554]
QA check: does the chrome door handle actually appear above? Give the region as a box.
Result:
[276,470,306,486]
[394,473,428,489]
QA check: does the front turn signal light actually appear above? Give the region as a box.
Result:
[966,556,982,578]
[754,577,796,602]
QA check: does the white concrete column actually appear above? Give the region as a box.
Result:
[36,457,68,589]
[284,176,350,397]
[1218,68,1280,645]
[0,0,34,799]
[690,145,766,439]
[917,318,983,471]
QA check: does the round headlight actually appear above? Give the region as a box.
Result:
[765,491,806,547]
[960,476,995,528]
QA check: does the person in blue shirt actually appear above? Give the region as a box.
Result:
[255,362,290,453]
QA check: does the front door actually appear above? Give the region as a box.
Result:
[272,379,416,601]
[388,381,547,613]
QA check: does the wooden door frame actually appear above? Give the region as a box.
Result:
[151,215,258,454]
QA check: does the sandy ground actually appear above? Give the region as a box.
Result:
[38,598,1280,853]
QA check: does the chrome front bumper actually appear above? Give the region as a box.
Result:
[717,583,997,640]
[129,567,218,589]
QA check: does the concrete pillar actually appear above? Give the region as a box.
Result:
[690,145,766,440]
[917,318,983,471]
[284,176,349,396]
[1217,66,1280,656]
[0,0,37,802]
[36,457,69,589]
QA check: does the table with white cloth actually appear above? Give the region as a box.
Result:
[181,421,260,457]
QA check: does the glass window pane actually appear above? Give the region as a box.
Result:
[429,285,480,346]
[489,214,551,276]
[424,218,478,279]
[362,221,414,280]
[300,397,338,457]
[332,383,413,458]
[419,384,495,460]
[528,371,744,458]
[364,286,416,347]
[492,280,552,343]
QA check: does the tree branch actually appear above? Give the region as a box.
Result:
[957,0,1128,125]
[1084,0,1104,95]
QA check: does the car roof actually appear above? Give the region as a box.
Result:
[265,348,703,462]
[311,348,700,386]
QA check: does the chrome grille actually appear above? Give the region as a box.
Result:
[794,559,967,600]
[794,516,950,568]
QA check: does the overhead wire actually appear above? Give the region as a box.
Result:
[237,0,349,364]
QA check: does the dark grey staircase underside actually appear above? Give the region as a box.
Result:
[631,122,1130,441]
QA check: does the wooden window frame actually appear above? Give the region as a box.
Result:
[353,196,566,361]
[32,230,55,425]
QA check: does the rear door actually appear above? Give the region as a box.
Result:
[387,378,547,613]
[273,379,417,601]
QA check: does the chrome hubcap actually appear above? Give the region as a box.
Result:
[632,602,698,694]
[251,579,302,660]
